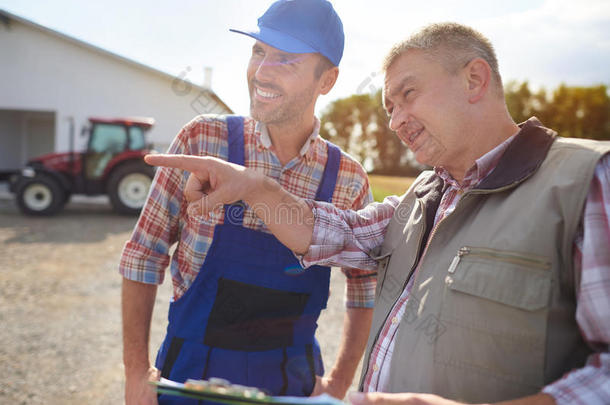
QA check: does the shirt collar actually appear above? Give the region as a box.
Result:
[435,131,520,190]
[255,117,321,160]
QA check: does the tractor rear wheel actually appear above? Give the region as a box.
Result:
[107,162,154,215]
[16,174,66,216]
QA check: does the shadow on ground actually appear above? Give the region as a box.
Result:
[0,197,138,245]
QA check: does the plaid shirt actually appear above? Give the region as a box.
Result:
[119,115,376,308]
[301,140,610,404]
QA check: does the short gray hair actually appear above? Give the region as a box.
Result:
[383,22,503,93]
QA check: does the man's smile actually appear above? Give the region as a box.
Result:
[255,86,281,100]
[398,120,425,148]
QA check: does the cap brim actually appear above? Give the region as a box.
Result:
[230,25,317,54]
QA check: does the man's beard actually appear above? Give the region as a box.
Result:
[249,80,316,125]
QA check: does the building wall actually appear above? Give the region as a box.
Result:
[0,15,230,169]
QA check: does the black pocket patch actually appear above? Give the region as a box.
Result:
[204,278,310,351]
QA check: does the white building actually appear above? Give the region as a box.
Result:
[0,9,232,175]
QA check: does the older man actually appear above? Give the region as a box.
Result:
[146,23,610,405]
[120,1,375,404]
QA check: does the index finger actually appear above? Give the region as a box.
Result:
[144,154,210,174]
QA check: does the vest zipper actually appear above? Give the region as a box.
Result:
[447,246,550,274]
[360,199,427,389]
[364,197,462,387]
[447,247,470,273]
[363,194,481,390]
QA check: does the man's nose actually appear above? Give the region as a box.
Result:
[389,106,407,132]
[254,57,276,82]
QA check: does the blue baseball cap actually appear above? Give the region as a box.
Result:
[230,0,344,66]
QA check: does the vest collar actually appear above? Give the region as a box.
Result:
[413,173,445,254]
[413,117,556,199]
[475,117,556,190]
[410,117,556,239]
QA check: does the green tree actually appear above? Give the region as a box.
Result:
[319,94,375,165]
[321,82,609,175]
[545,85,610,140]
[320,90,421,175]
[505,80,535,124]
[505,81,610,141]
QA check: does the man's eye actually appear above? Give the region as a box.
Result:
[404,89,413,98]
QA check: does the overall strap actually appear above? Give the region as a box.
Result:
[315,142,341,203]
[224,116,246,225]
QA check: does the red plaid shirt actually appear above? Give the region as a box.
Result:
[301,137,610,404]
[119,115,376,308]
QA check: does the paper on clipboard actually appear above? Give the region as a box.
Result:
[153,378,347,405]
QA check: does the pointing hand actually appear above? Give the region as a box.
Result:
[144,154,261,217]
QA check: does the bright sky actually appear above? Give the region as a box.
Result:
[1,0,609,116]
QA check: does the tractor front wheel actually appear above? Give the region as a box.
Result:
[16,174,66,216]
[107,162,154,215]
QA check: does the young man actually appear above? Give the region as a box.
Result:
[120,1,375,404]
[146,23,610,405]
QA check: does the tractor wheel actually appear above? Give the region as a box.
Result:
[107,162,154,215]
[16,174,66,216]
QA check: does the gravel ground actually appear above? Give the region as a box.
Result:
[0,191,360,405]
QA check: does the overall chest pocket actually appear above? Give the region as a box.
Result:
[204,278,311,351]
[435,246,552,389]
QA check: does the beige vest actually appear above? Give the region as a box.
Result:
[359,118,610,403]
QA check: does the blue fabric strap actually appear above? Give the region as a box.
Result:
[225,116,245,226]
[226,116,245,166]
[315,142,341,203]
[224,118,342,223]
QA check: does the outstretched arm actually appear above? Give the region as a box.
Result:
[145,154,401,271]
[144,154,314,254]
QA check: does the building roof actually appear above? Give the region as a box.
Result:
[0,8,233,114]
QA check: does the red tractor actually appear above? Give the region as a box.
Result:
[9,117,157,216]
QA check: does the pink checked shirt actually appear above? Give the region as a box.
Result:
[301,136,610,404]
[119,115,376,308]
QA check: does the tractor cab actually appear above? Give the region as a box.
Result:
[82,117,154,191]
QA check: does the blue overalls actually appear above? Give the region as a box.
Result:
[155,116,341,404]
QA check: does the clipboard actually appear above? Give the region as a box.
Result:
[152,378,346,405]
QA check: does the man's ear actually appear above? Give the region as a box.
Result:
[319,66,339,95]
[464,58,491,103]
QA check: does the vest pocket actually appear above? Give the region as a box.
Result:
[204,278,310,351]
[446,246,551,310]
[435,246,552,391]
[370,245,396,299]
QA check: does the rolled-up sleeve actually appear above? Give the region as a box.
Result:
[298,196,400,272]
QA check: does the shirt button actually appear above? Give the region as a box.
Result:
[391,316,398,324]
[373,364,379,372]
